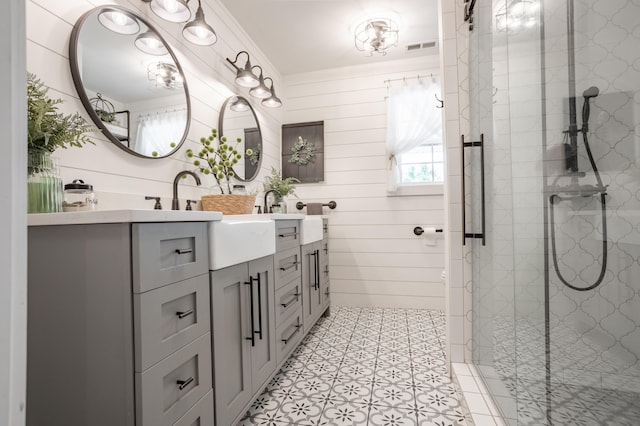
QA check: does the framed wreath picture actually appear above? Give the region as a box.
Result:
[282,121,324,183]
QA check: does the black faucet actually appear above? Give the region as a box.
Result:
[263,189,282,214]
[172,171,201,210]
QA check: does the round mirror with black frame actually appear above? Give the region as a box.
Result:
[218,96,262,182]
[69,6,191,159]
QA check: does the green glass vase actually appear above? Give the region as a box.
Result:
[28,150,63,213]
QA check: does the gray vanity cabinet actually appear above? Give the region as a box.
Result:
[210,255,276,426]
[320,219,330,310]
[27,221,212,426]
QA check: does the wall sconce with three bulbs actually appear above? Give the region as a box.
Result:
[226,51,282,108]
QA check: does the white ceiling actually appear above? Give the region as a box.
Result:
[217,0,440,76]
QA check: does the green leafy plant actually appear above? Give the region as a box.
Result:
[186,129,242,194]
[27,72,94,153]
[263,167,299,197]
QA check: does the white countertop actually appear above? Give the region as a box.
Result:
[28,209,224,226]
[223,213,306,220]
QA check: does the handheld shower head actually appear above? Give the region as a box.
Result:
[582,86,599,127]
[583,86,600,99]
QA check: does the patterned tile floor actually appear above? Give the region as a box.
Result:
[238,307,473,426]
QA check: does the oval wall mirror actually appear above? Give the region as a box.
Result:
[69,6,190,159]
[218,96,262,182]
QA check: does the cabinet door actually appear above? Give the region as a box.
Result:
[248,256,277,394]
[210,263,252,426]
[301,242,322,332]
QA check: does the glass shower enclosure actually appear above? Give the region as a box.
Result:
[467,0,640,424]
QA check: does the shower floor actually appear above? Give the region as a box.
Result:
[481,315,640,425]
[237,306,472,426]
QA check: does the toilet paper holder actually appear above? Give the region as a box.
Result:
[413,226,443,236]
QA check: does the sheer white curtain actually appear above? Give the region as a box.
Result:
[386,80,442,192]
[134,110,187,156]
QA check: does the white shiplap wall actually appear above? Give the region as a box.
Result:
[27,0,282,206]
[283,56,447,309]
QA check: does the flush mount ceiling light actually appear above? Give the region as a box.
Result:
[495,0,539,31]
[354,18,399,56]
[226,51,260,88]
[147,0,191,23]
[135,31,168,55]
[98,8,140,35]
[261,77,282,108]
[249,65,271,99]
[182,0,217,46]
[148,62,183,89]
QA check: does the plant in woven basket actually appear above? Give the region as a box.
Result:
[186,128,242,194]
[263,167,299,197]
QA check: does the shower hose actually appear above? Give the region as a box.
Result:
[549,129,608,291]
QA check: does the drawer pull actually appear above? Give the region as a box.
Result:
[177,377,194,390]
[278,232,298,238]
[175,248,193,255]
[281,324,301,344]
[280,292,300,308]
[279,261,299,272]
[176,309,194,319]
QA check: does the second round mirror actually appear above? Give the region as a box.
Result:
[218,96,262,182]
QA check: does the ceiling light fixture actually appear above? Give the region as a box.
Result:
[98,8,140,35]
[354,18,399,56]
[495,0,539,31]
[135,31,168,55]
[148,62,183,89]
[248,66,271,99]
[261,77,282,108]
[182,0,217,46]
[226,51,260,88]
[147,0,191,23]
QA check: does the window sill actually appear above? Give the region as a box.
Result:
[387,183,444,197]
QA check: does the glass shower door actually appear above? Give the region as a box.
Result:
[468,0,640,424]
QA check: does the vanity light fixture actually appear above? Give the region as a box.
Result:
[261,77,282,108]
[148,62,183,89]
[182,0,217,46]
[229,96,251,112]
[248,65,271,99]
[226,51,260,88]
[98,8,140,35]
[135,31,169,55]
[146,0,192,23]
[354,18,399,56]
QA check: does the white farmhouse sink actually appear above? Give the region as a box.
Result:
[299,216,323,245]
[208,218,276,270]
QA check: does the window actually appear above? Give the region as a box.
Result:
[386,77,443,193]
[398,143,444,184]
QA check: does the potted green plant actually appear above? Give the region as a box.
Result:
[186,129,255,214]
[27,72,94,213]
[263,167,299,213]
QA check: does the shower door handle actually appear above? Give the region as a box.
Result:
[461,134,486,246]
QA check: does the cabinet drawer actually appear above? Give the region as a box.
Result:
[275,277,302,327]
[276,308,303,364]
[322,219,329,237]
[136,333,212,426]
[172,390,213,426]
[274,246,301,288]
[275,220,300,251]
[132,222,209,293]
[134,274,210,371]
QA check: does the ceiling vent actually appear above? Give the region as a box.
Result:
[405,41,437,52]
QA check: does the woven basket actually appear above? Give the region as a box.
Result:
[200,194,256,215]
